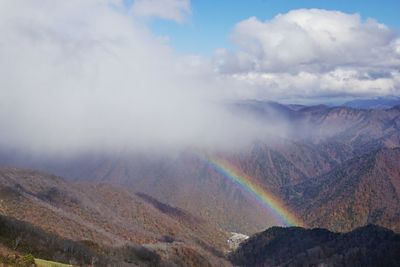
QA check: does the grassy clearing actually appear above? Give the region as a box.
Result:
[34,258,74,267]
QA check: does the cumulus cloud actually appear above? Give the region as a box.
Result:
[215,9,400,99]
[132,0,191,23]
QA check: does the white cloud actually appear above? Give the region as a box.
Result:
[0,3,398,155]
[0,0,282,155]
[215,9,400,98]
[231,69,399,99]
[131,0,191,23]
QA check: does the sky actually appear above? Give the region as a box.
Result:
[130,0,400,101]
[0,0,399,154]
[148,0,400,55]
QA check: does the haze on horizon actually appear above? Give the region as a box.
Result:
[0,0,399,155]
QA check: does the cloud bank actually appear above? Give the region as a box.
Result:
[215,9,400,99]
[0,0,277,154]
[0,3,399,155]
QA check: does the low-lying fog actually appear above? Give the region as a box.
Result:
[0,1,291,156]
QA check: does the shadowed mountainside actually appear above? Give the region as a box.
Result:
[229,225,400,267]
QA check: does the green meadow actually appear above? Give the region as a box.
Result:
[34,258,74,267]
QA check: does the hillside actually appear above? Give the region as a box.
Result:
[229,225,400,267]
[284,148,400,232]
[0,168,230,266]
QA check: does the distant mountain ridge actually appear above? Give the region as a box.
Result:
[343,96,400,109]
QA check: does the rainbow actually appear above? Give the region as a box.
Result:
[203,155,303,227]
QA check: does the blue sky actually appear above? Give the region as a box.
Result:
[149,0,400,55]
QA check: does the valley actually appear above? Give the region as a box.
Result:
[1,1,400,265]
[1,103,400,266]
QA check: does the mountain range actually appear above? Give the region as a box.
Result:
[342,96,400,109]
[5,102,396,233]
[1,101,400,266]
